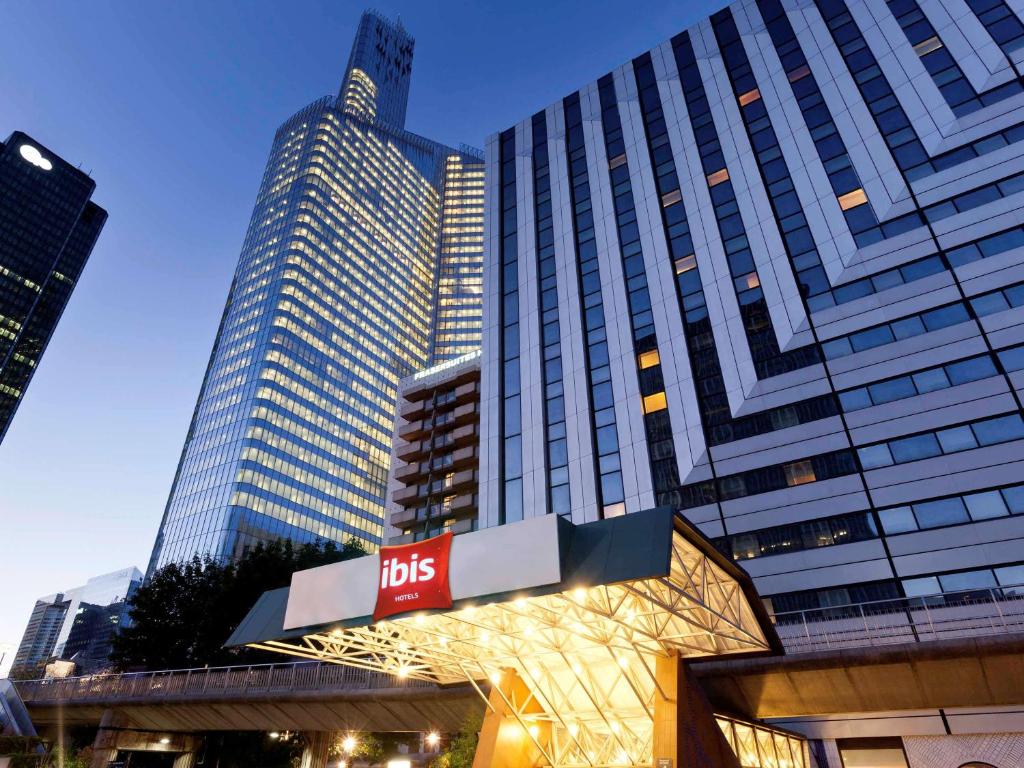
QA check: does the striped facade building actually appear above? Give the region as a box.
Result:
[480,0,1024,761]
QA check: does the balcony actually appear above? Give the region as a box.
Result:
[391,471,477,507]
[771,584,1024,654]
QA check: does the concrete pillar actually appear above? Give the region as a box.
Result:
[299,732,331,768]
[652,653,741,768]
[89,711,128,768]
[471,669,548,768]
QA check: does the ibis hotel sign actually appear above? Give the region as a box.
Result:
[374,531,453,621]
[283,514,564,630]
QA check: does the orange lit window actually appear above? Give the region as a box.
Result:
[787,65,811,83]
[913,36,943,56]
[707,168,730,187]
[642,391,668,414]
[837,188,868,210]
[738,272,760,290]
[675,254,697,274]
[738,88,761,106]
[661,189,682,207]
[609,153,628,169]
[603,502,626,518]
[784,460,816,487]
[638,350,661,369]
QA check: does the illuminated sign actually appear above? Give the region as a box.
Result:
[373,532,453,622]
[18,144,53,171]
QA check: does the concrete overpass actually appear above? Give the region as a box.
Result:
[15,663,482,736]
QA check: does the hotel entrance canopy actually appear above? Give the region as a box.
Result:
[229,508,787,767]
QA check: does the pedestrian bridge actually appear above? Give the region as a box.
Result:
[15,662,481,734]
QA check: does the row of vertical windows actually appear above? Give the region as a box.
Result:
[752,1,889,273]
[858,412,1024,469]
[838,353,999,411]
[718,511,878,562]
[718,481,1024,562]
[813,0,936,183]
[563,93,625,515]
[631,51,732,457]
[887,0,1022,115]
[498,129,523,524]
[904,562,1024,596]
[531,112,571,517]
[670,35,820,378]
[680,449,858,507]
[822,301,970,359]
[824,277,1024,360]
[879,482,1024,533]
[924,168,1024,224]
[597,74,681,508]
[964,0,1024,56]
[948,222,1024,267]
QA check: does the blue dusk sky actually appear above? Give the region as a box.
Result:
[0,0,706,670]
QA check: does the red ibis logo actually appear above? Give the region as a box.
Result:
[373,532,453,622]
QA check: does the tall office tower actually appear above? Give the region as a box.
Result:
[10,567,140,676]
[480,0,1024,759]
[10,595,69,675]
[0,131,106,444]
[148,11,484,570]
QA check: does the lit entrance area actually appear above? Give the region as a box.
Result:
[229,508,808,768]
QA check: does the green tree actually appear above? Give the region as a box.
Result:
[431,712,483,768]
[111,538,367,670]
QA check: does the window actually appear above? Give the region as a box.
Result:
[784,460,815,486]
[706,168,730,186]
[837,188,868,209]
[642,391,668,414]
[638,350,660,369]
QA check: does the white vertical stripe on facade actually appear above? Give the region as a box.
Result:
[921,0,1017,86]
[622,44,709,486]
[580,78,652,513]
[515,119,546,521]
[696,16,812,350]
[610,64,659,510]
[548,102,601,524]
[479,133,503,529]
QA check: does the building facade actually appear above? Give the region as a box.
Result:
[147,11,484,570]
[10,567,141,676]
[387,350,481,543]
[0,132,106,444]
[480,0,1024,760]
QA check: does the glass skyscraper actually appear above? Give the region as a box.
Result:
[0,131,106,444]
[148,11,483,570]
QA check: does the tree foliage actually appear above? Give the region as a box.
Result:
[431,712,483,768]
[110,538,366,671]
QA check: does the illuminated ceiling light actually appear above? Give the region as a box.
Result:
[158,738,170,745]
[618,655,630,668]
[513,597,527,608]
[479,630,490,642]
[425,732,440,747]
[397,666,409,678]
[269,732,280,740]
[568,723,579,737]
[331,629,343,638]
[573,588,587,601]
[571,662,582,675]
[610,721,621,734]
[528,724,539,739]
[489,670,502,684]
[415,614,425,625]
[342,735,357,753]
[18,144,52,171]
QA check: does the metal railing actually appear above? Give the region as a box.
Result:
[14,661,434,704]
[771,584,1024,653]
